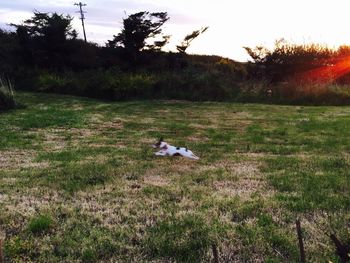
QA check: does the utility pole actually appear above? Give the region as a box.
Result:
[74,2,87,42]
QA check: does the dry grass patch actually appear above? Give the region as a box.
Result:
[189,123,218,129]
[199,160,261,177]
[200,160,271,201]
[68,128,97,138]
[187,135,210,142]
[70,103,85,110]
[143,175,170,187]
[41,130,67,151]
[1,189,63,218]
[0,177,19,186]
[93,120,123,131]
[86,142,127,149]
[0,149,49,170]
[155,109,170,114]
[137,117,155,124]
[139,137,157,145]
[37,127,99,150]
[229,162,261,177]
[213,179,263,200]
[72,183,168,229]
[231,120,254,133]
[89,113,106,123]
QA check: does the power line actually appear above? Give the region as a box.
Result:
[74,2,87,42]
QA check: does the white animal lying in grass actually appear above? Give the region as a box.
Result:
[152,138,200,160]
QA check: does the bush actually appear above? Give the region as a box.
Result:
[31,68,232,101]
[36,72,72,93]
[73,69,157,100]
[32,69,158,100]
[245,40,335,83]
[0,77,17,111]
[152,67,241,101]
[236,80,271,103]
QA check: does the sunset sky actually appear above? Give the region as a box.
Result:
[1,0,350,61]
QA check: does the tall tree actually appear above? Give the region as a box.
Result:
[15,11,77,40]
[11,11,77,68]
[107,11,169,56]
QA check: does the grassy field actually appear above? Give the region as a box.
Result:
[1,92,350,262]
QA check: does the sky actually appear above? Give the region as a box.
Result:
[1,0,350,61]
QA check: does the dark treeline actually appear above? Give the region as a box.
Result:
[1,11,350,105]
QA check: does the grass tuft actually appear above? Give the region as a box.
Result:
[28,214,53,235]
[0,77,17,111]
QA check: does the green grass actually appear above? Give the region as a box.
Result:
[27,214,53,235]
[1,92,350,262]
[144,214,217,262]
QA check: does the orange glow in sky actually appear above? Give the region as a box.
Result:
[300,56,350,82]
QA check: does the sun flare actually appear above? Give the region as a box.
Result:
[301,55,350,82]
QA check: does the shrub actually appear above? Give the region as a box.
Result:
[109,72,156,100]
[35,72,72,93]
[153,67,240,101]
[74,69,156,100]
[0,77,17,111]
[245,40,335,83]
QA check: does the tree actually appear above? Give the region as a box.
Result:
[0,29,19,74]
[14,11,77,40]
[149,35,171,51]
[11,11,77,68]
[244,39,335,82]
[176,26,208,53]
[107,11,169,55]
[243,46,269,64]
